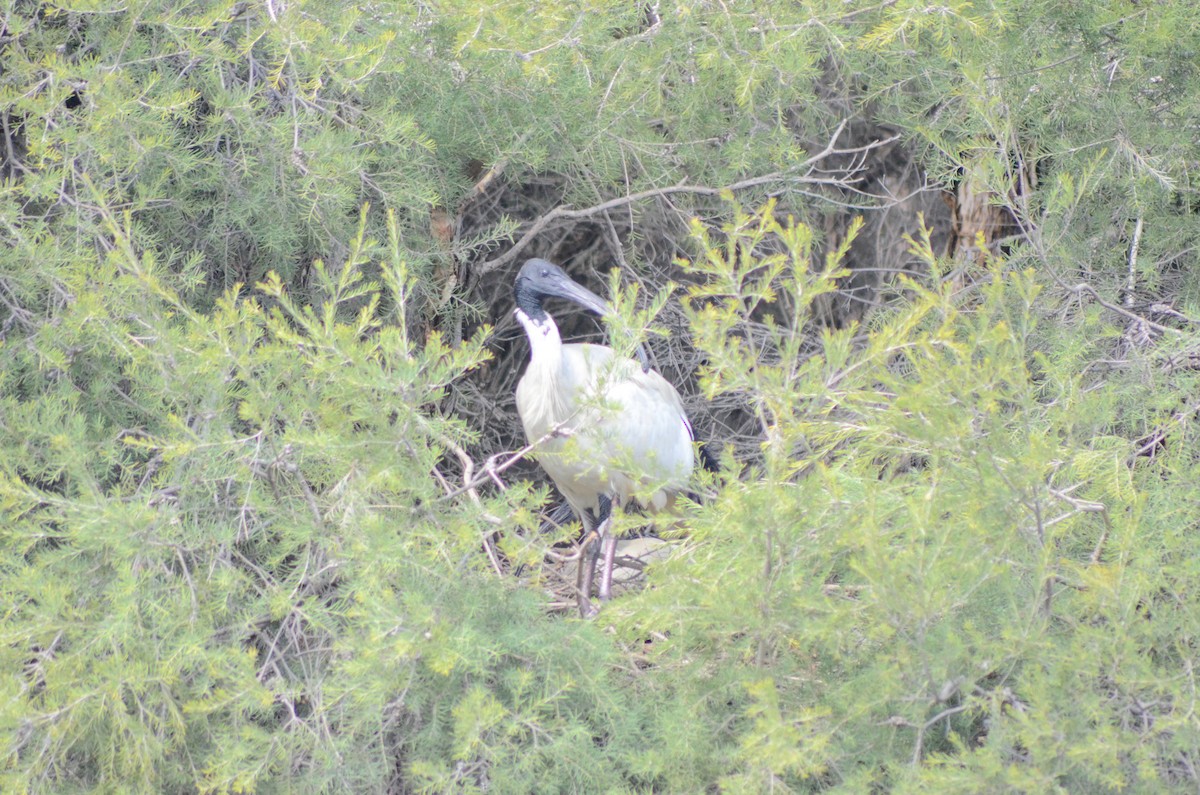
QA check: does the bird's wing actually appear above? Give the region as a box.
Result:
[573,343,690,425]
[574,346,694,481]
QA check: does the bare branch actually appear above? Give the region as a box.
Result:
[1060,280,1181,337]
[435,412,585,505]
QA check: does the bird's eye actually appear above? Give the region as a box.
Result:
[540,268,549,278]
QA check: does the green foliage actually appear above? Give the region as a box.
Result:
[852,0,1200,298]
[0,208,644,793]
[2,0,1200,792]
[0,0,840,314]
[607,203,1200,793]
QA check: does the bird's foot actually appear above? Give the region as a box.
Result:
[578,597,600,619]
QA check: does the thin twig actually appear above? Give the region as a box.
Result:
[175,547,199,623]
[1090,509,1114,566]
[1121,399,1200,473]
[1060,280,1180,336]
[1124,215,1143,308]
[1044,484,1115,564]
[912,703,970,766]
[435,419,575,503]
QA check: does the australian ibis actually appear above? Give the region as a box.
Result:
[513,258,698,617]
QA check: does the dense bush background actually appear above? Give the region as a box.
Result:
[2,0,1199,792]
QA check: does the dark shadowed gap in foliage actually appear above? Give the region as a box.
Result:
[447,119,958,487]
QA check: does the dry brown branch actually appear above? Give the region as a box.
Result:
[439,437,505,577]
[435,416,582,504]
[477,120,901,274]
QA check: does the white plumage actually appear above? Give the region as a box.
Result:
[513,258,696,615]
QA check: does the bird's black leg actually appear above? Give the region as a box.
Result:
[575,496,613,618]
[575,505,600,618]
[576,532,600,618]
[595,495,617,604]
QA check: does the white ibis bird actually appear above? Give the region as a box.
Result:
[513,258,699,617]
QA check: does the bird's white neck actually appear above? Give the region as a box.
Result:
[515,307,562,371]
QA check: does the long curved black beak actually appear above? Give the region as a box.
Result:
[543,277,611,319]
[543,277,650,372]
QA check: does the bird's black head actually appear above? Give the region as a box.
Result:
[513,257,652,372]
[514,258,609,321]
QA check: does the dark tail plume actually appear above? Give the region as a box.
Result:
[697,440,720,474]
[685,439,720,505]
